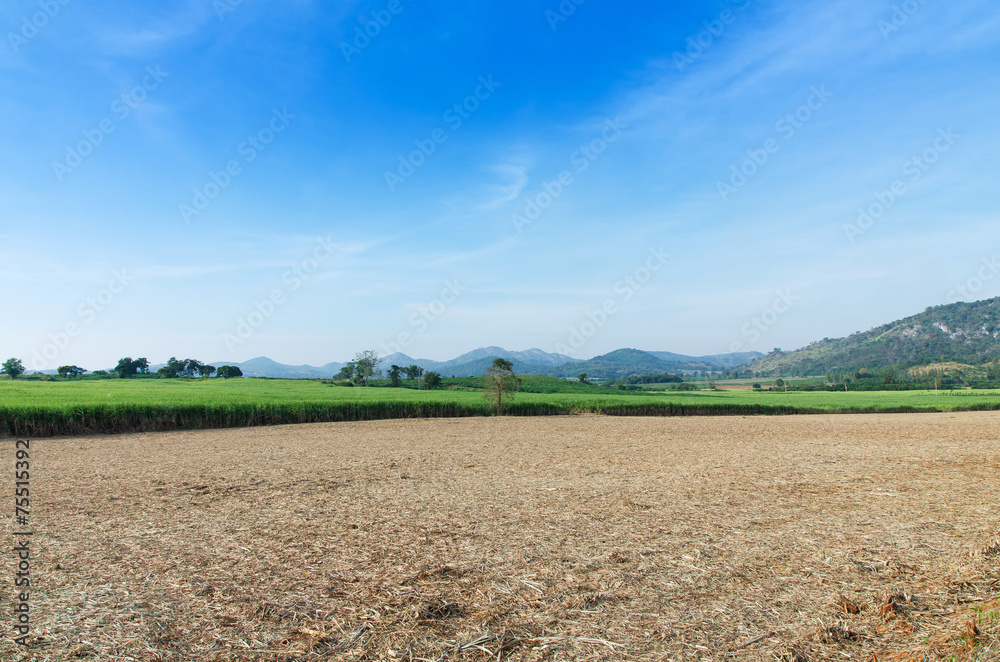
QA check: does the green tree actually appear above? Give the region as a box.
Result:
[336,363,355,381]
[57,365,87,378]
[115,357,138,378]
[578,373,588,383]
[109,358,150,378]
[158,357,184,378]
[388,364,402,387]
[423,371,442,389]
[216,365,243,378]
[158,357,207,378]
[404,364,424,381]
[352,350,382,386]
[2,358,25,379]
[483,358,520,414]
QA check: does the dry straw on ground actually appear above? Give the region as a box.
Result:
[2,412,999,660]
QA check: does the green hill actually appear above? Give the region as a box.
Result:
[743,298,1000,376]
[547,349,678,379]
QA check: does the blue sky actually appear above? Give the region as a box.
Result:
[1,0,998,370]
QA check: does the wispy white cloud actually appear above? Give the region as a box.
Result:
[87,3,217,57]
[131,262,284,280]
[473,162,530,212]
[622,1,874,127]
[421,237,519,269]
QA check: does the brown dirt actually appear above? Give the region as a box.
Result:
[3,413,999,661]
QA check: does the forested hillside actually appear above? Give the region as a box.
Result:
[743,298,1000,376]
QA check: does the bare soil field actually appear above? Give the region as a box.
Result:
[3,413,999,661]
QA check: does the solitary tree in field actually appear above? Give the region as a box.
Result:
[2,358,25,379]
[578,373,588,383]
[216,365,243,378]
[483,358,520,415]
[423,371,442,390]
[404,364,423,381]
[353,350,382,386]
[388,364,402,387]
[57,365,87,378]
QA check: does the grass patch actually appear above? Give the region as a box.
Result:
[1,378,999,436]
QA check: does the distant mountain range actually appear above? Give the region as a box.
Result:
[214,357,347,380]
[744,297,1000,376]
[381,346,579,378]
[220,297,1000,380]
[541,349,763,380]
[28,298,1000,381]
[209,347,764,379]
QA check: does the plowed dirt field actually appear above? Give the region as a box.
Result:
[4,413,999,660]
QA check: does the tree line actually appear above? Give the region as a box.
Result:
[0,356,243,380]
[3,349,525,413]
[334,350,444,389]
[335,351,521,414]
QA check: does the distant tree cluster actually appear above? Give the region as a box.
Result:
[0,355,245,381]
[157,357,215,378]
[334,353,444,390]
[336,350,383,386]
[424,371,442,389]
[608,372,683,386]
[216,365,243,379]
[115,357,150,378]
